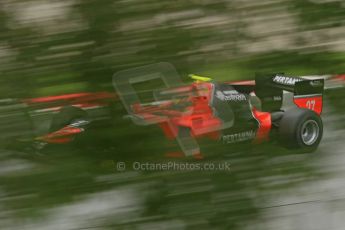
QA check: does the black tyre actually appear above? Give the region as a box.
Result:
[279,108,323,152]
[50,106,87,132]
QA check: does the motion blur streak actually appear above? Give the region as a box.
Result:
[0,0,344,229]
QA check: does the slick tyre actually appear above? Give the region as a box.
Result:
[279,108,323,152]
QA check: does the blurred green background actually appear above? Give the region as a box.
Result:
[0,0,344,98]
[0,0,345,229]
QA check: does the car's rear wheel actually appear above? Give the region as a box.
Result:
[279,108,323,152]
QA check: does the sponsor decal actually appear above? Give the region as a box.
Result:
[310,80,323,87]
[70,119,90,128]
[223,90,240,95]
[273,75,302,86]
[222,130,256,144]
[273,96,282,101]
[216,90,247,101]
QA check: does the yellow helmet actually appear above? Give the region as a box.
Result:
[188,74,212,83]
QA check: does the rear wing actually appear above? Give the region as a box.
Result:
[255,74,324,114]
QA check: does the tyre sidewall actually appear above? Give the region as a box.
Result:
[279,108,323,152]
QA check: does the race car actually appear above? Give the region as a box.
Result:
[1,63,343,156]
[113,63,326,157]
